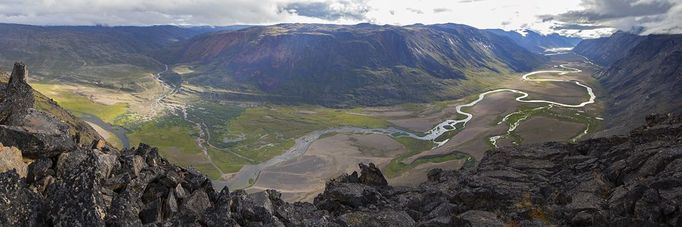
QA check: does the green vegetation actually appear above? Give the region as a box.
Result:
[412,152,476,169]
[207,147,249,173]
[127,116,199,153]
[434,129,460,143]
[126,116,223,179]
[220,105,389,163]
[190,163,222,180]
[32,83,128,123]
[186,102,244,147]
[495,104,602,145]
[383,137,435,178]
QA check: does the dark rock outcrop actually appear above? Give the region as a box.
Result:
[0,63,680,226]
[0,63,103,158]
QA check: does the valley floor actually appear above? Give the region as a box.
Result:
[29,52,604,202]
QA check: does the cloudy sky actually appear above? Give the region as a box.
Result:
[0,0,679,37]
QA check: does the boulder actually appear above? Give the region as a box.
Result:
[454,210,504,227]
[26,158,53,184]
[0,170,45,225]
[0,143,28,178]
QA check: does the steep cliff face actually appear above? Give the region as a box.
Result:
[170,23,547,106]
[573,31,646,66]
[0,63,680,226]
[580,34,682,135]
[601,35,682,135]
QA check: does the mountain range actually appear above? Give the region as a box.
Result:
[573,31,647,66]
[0,23,244,91]
[0,23,577,106]
[167,23,548,106]
[575,32,682,135]
[485,29,582,53]
[0,63,679,226]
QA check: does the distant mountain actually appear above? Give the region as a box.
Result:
[0,23,242,85]
[170,23,547,106]
[573,31,646,66]
[587,34,682,135]
[485,29,581,53]
[2,62,681,225]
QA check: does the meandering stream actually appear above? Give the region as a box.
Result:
[226,62,597,189]
[139,57,595,190]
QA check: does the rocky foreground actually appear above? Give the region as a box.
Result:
[0,63,680,226]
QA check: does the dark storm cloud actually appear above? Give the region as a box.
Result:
[557,0,672,22]
[278,0,370,21]
[544,0,680,34]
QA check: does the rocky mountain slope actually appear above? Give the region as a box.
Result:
[169,23,547,106]
[0,63,680,226]
[573,31,646,66]
[577,34,682,135]
[0,23,243,88]
[485,29,581,53]
[0,23,547,107]
[0,63,104,153]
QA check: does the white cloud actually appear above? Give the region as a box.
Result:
[0,0,678,37]
[550,0,680,36]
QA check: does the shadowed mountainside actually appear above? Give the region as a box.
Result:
[587,34,682,135]
[485,29,581,53]
[0,23,245,91]
[167,23,548,106]
[0,63,680,226]
[0,23,556,107]
[573,31,646,66]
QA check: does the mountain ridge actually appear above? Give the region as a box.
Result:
[485,29,582,53]
[0,63,680,226]
[167,23,548,106]
[585,34,682,135]
[573,31,646,66]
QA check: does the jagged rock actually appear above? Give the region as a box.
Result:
[358,163,388,187]
[182,189,213,215]
[274,201,335,226]
[91,139,106,150]
[0,62,34,124]
[230,190,285,225]
[202,187,239,226]
[0,143,28,177]
[314,182,383,213]
[0,63,103,158]
[27,158,53,184]
[0,170,45,225]
[337,210,416,227]
[453,210,503,227]
[175,183,188,199]
[46,150,108,226]
[1,63,681,226]
[571,211,593,226]
[0,125,78,158]
[55,149,89,178]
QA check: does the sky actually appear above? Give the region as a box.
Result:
[0,0,679,38]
